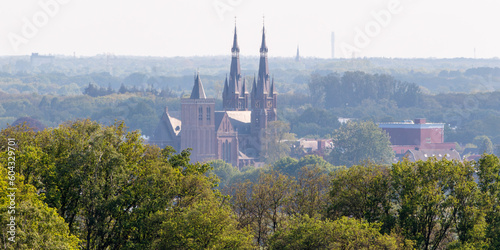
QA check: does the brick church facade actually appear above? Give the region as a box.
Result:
[151,25,277,168]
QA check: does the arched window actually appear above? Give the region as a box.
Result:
[198,107,203,121]
[206,107,211,121]
[224,140,229,162]
[222,141,226,161]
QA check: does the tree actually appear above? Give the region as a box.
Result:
[391,158,484,250]
[328,121,394,167]
[477,154,500,249]
[273,155,334,178]
[268,215,410,249]
[151,199,254,249]
[262,121,296,164]
[208,159,240,189]
[475,135,494,154]
[328,163,394,233]
[0,120,253,249]
[285,166,330,218]
[0,167,80,249]
[229,171,293,246]
[291,107,340,138]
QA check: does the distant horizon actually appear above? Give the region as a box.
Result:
[2,1,500,59]
[3,53,500,61]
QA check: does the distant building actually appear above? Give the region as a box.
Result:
[151,24,277,168]
[30,53,54,67]
[292,138,333,158]
[379,118,458,161]
[295,45,300,62]
[403,148,461,162]
[331,32,335,58]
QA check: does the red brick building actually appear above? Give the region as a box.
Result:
[151,24,276,168]
[378,119,457,159]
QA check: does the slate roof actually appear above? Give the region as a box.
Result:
[404,148,461,162]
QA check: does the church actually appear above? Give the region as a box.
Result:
[151,24,278,168]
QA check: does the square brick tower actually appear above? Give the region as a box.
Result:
[181,73,216,163]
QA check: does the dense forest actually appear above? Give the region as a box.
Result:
[1,121,500,249]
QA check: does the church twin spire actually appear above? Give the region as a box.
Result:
[218,21,274,111]
[223,22,249,111]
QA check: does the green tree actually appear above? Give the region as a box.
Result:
[151,199,254,249]
[477,154,500,249]
[328,163,394,233]
[328,121,394,167]
[208,159,240,189]
[262,121,297,164]
[285,166,330,218]
[268,215,411,250]
[273,155,335,178]
[475,135,494,154]
[391,158,484,250]
[0,120,253,249]
[229,171,294,246]
[0,167,80,249]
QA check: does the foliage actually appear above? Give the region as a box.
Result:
[0,120,252,249]
[475,136,494,154]
[150,196,254,249]
[328,163,394,233]
[391,158,485,250]
[285,166,330,218]
[477,154,500,249]
[290,107,340,138]
[273,155,336,178]
[228,171,294,246]
[268,215,411,250]
[309,71,420,109]
[328,121,394,167]
[262,121,296,163]
[208,159,240,189]
[0,167,80,249]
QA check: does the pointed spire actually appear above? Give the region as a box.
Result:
[190,72,206,99]
[241,77,247,94]
[229,23,241,97]
[260,25,268,54]
[257,24,270,97]
[251,74,257,97]
[231,22,240,53]
[296,45,300,62]
[223,74,228,98]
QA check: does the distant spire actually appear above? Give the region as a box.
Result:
[231,21,240,53]
[257,23,270,97]
[251,74,257,97]
[296,45,300,62]
[190,72,206,99]
[242,77,247,94]
[229,23,241,95]
[223,74,228,98]
[260,25,268,54]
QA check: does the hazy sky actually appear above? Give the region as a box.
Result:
[1,0,500,58]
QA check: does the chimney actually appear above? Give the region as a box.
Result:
[414,118,426,124]
[318,140,326,151]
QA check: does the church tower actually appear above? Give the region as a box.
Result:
[181,73,216,163]
[251,24,278,156]
[222,25,249,111]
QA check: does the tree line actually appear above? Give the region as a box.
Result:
[1,121,500,249]
[308,71,421,108]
